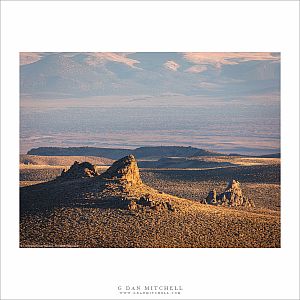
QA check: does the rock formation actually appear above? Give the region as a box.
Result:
[55,155,175,212]
[60,161,98,179]
[137,194,175,212]
[100,155,142,187]
[204,180,255,207]
[100,155,175,211]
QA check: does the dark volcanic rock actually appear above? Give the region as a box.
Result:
[205,189,217,204]
[137,194,175,212]
[204,180,255,208]
[60,161,98,179]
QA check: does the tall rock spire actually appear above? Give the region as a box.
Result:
[100,155,142,186]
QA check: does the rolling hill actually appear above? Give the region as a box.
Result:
[20,52,280,97]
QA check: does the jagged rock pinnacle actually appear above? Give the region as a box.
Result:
[204,179,255,207]
[60,161,98,179]
[100,155,142,186]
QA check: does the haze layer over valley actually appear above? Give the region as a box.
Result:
[20,52,280,156]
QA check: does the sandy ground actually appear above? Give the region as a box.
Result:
[20,204,280,248]
[20,154,113,166]
[19,157,280,248]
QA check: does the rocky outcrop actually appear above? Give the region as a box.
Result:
[100,155,175,212]
[60,161,98,179]
[100,155,142,187]
[56,155,175,212]
[105,195,176,212]
[204,180,255,207]
[136,194,175,212]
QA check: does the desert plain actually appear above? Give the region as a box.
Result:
[20,149,280,248]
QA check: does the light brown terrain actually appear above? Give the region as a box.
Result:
[20,155,280,248]
[138,156,280,169]
[20,154,113,167]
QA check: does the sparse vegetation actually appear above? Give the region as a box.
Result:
[20,155,280,248]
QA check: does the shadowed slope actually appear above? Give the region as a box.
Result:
[20,155,176,214]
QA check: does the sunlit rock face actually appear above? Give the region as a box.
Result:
[204,180,255,207]
[100,155,142,187]
[60,161,98,179]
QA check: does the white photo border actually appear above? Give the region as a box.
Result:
[1,1,299,299]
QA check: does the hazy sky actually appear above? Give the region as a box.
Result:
[20,52,280,155]
[20,52,280,97]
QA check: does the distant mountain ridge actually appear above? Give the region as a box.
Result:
[257,153,280,158]
[27,147,131,160]
[27,146,279,160]
[20,52,280,97]
[27,146,223,159]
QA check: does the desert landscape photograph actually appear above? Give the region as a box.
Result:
[20,52,281,248]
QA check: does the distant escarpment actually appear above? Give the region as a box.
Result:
[27,146,224,160]
[257,153,281,158]
[27,147,131,160]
